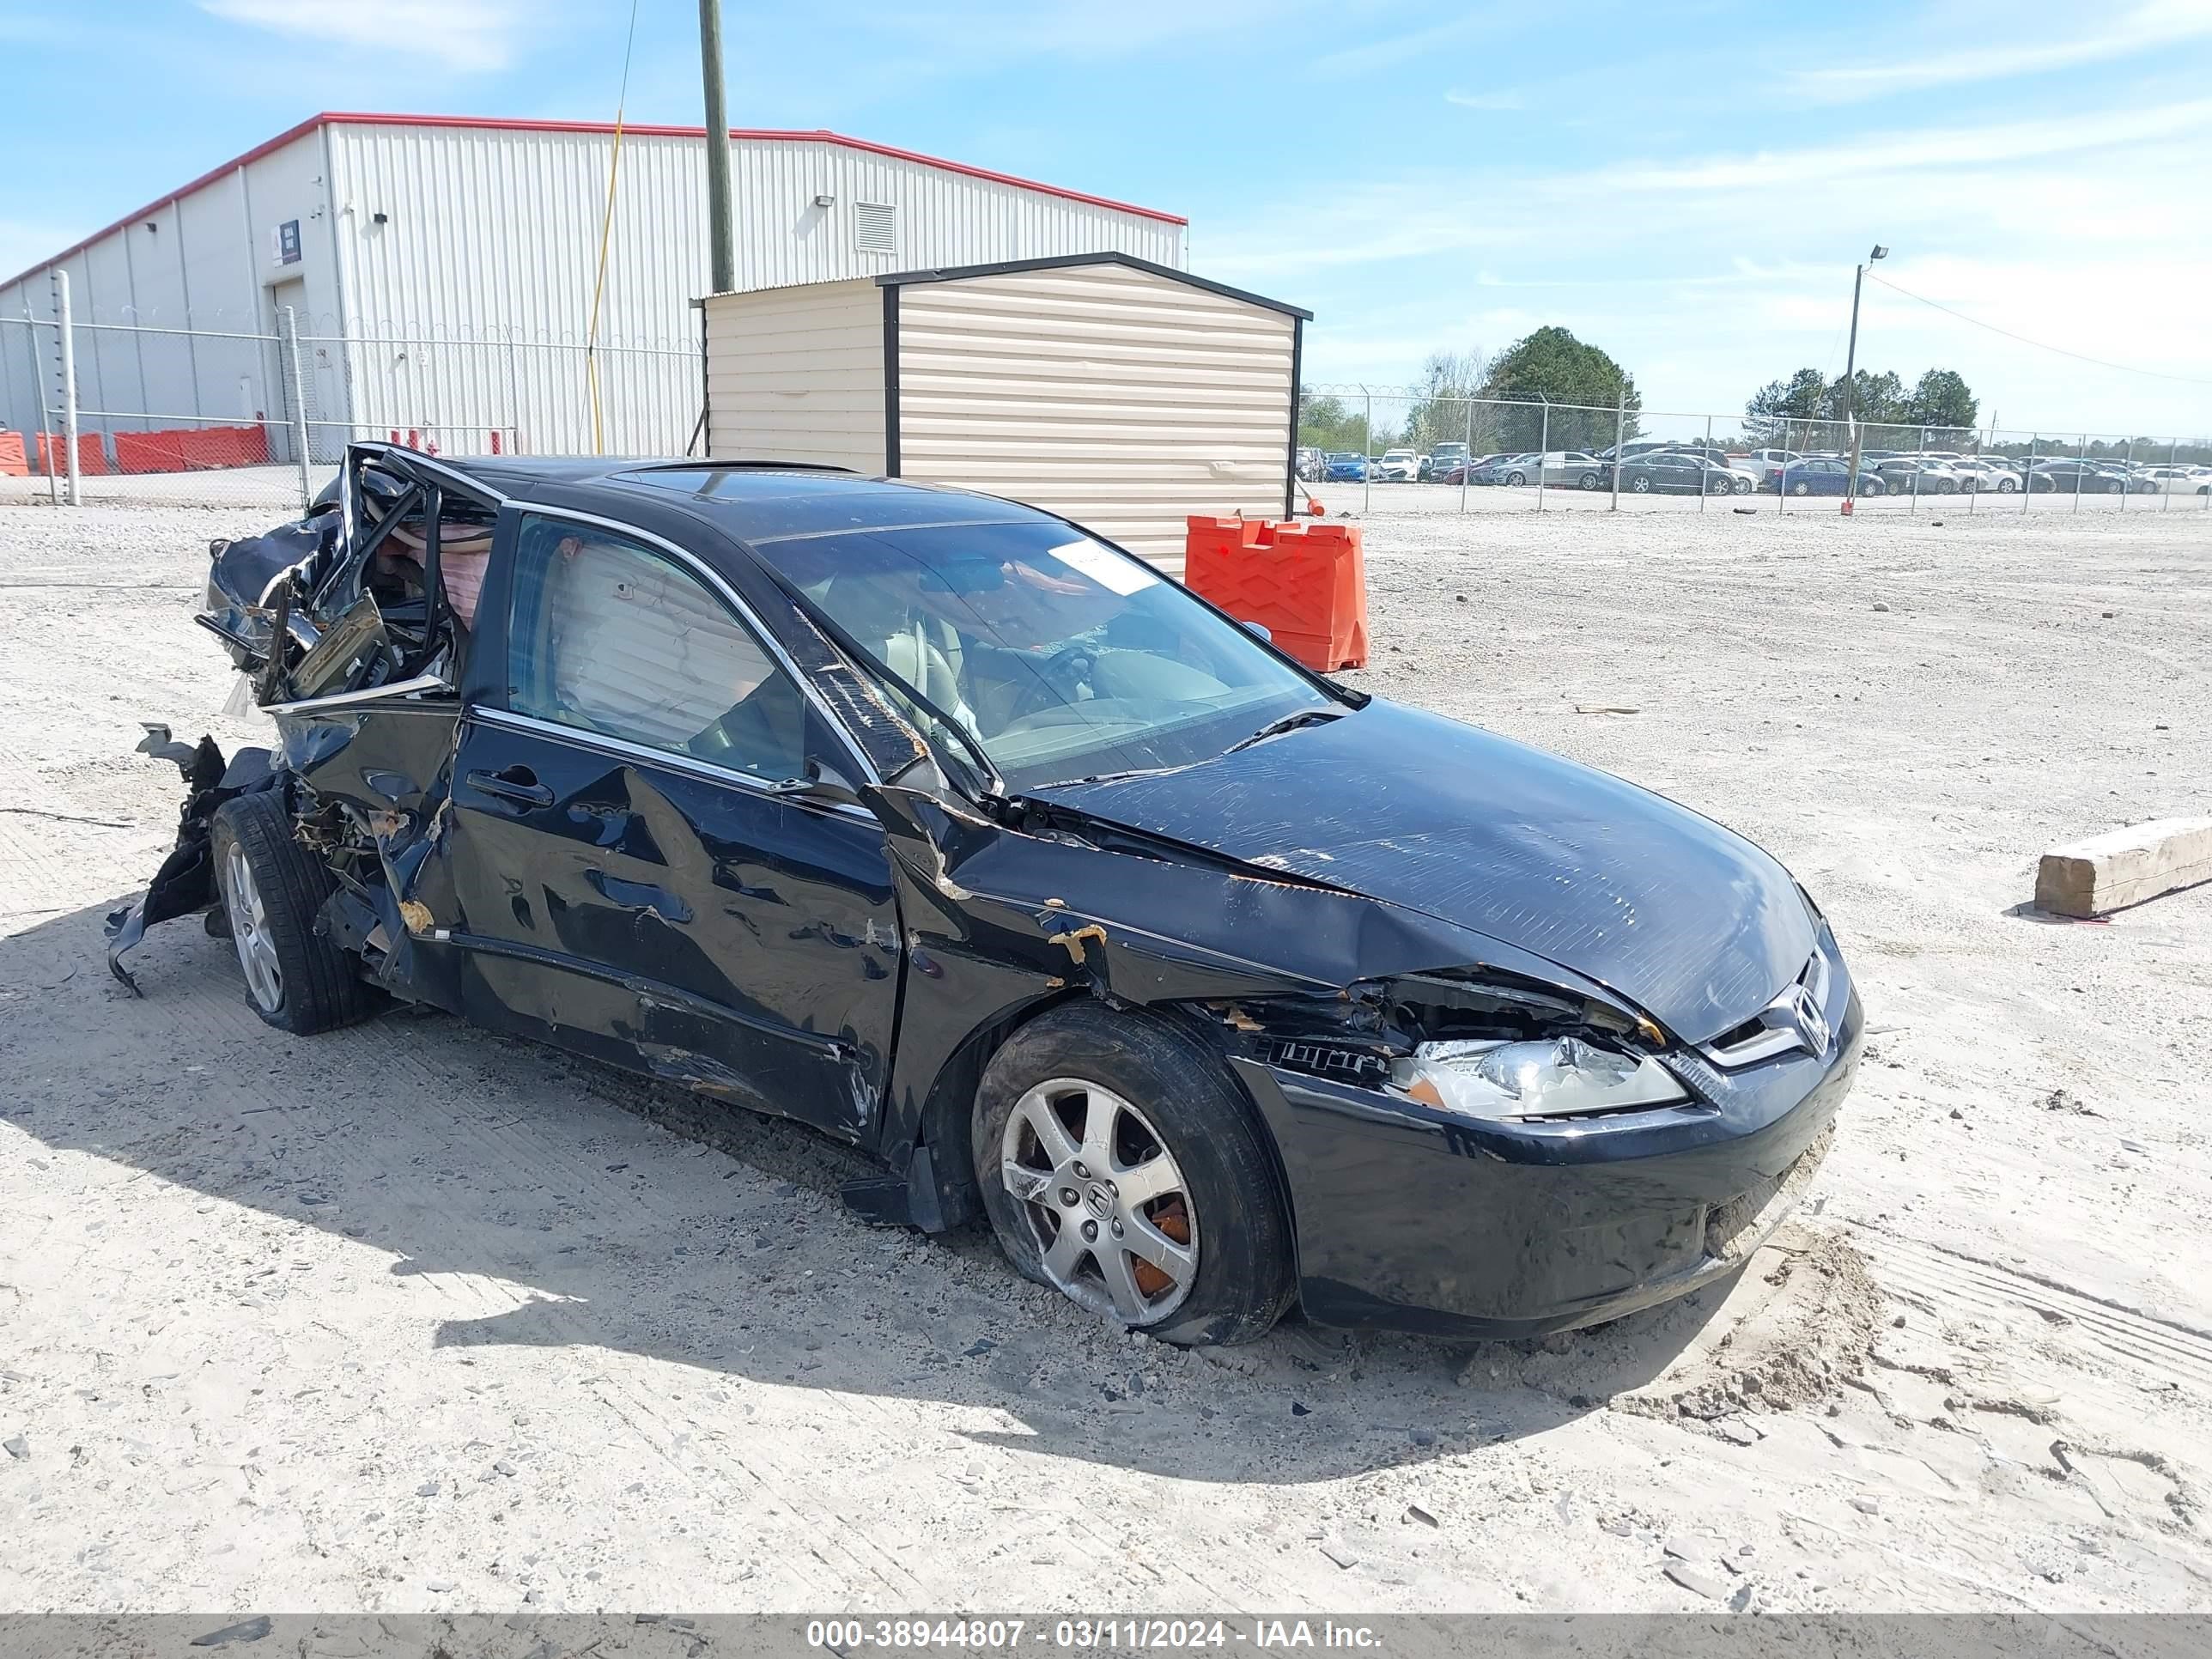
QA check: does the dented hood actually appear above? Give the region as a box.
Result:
[1027,699,1815,1044]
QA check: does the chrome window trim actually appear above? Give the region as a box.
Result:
[264,672,457,716]
[501,500,879,790]
[471,705,879,826]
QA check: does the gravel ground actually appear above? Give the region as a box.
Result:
[3,496,2209,1616]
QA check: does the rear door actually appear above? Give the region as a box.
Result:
[443,507,902,1142]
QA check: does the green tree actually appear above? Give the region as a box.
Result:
[1297,392,1370,455]
[1903,368,1978,441]
[1744,368,1827,445]
[1820,369,1905,426]
[1402,348,1497,454]
[1479,326,1641,450]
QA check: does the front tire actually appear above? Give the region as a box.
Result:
[1734,477,1753,494]
[972,1004,1294,1346]
[211,792,375,1035]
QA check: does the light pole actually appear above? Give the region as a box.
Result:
[1842,243,1887,507]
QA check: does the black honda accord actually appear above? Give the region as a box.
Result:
[113,443,1859,1347]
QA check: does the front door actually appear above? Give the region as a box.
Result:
[444,508,902,1143]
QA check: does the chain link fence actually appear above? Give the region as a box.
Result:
[1,286,702,514]
[1296,386,2212,520]
[5,289,2206,527]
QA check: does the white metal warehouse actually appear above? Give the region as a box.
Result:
[0,112,1187,463]
[702,254,1308,566]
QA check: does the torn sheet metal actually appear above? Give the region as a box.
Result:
[103,727,277,993]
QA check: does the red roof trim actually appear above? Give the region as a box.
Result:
[4,112,1186,291]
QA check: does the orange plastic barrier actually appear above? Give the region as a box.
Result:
[33,433,108,477]
[112,424,270,474]
[0,433,25,477]
[1182,515,1370,672]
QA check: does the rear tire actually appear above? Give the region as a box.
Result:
[1790,480,1811,497]
[210,792,376,1035]
[1505,471,1527,487]
[972,1003,1294,1347]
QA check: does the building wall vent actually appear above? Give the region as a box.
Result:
[854,202,897,255]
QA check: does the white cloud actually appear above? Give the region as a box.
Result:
[1790,0,2212,100]
[1212,93,2212,434]
[1446,88,1525,112]
[198,0,533,73]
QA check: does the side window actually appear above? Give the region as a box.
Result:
[507,514,807,782]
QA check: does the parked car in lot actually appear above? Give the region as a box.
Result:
[1948,459,2019,493]
[1323,453,1372,483]
[1428,442,1469,477]
[1436,453,1507,486]
[1468,453,1536,485]
[1498,451,1602,488]
[2142,465,2212,495]
[1870,457,1963,495]
[1607,451,1735,495]
[1777,458,1884,497]
[1294,447,1325,482]
[1376,448,1423,483]
[2027,459,2140,493]
[107,441,1860,1346]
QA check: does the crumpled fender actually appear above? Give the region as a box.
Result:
[104,726,279,994]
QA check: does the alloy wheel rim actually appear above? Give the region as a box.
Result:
[222,843,283,1012]
[1000,1079,1198,1325]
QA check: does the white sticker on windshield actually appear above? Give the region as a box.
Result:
[1045,538,1159,596]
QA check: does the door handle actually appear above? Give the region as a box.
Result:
[466,764,554,807]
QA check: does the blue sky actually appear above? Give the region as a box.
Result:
[4,0,2209,436]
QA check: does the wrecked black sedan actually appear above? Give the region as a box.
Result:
[112,442,1859,1347]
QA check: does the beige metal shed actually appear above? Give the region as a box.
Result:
[702,252,1309,566]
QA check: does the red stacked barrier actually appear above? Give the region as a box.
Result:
[112,425,272,473]
[1182,515,1370,672]
[33,433,109,477]
[0,433,26,477]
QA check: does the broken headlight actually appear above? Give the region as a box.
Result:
[1391,1037,1687,1122]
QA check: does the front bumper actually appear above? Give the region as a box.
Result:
[1231,979,1863,1342]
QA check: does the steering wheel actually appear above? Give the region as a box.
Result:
[1003,643,1097,725]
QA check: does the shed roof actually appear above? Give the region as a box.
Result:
[873,252,1312,322]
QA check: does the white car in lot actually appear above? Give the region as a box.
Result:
[2140,465,2212,495]
[1498,451,1603,488]
[1375,448,1423,483]
[1950,459,2019,493]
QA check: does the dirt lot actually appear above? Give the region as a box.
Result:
[3,497,2209,1615]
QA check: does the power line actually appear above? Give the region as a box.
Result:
[1865,270,2212,388]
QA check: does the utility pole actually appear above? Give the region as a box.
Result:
[698,0,736,295]
[1841,243,1887,507]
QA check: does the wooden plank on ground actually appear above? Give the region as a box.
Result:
[2035,817,2212,917]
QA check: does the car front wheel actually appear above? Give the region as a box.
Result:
[1579,471,1601,489]
[211,792,377,1034]
[972,1004,1294,1346]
